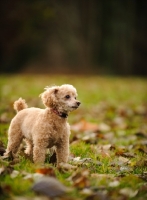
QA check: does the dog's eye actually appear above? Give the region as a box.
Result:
[75,97,77,99]
[65,95,70,99]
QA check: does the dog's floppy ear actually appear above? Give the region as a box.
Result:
[40,86,59,108]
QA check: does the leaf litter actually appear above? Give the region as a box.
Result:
[0,76,147,199]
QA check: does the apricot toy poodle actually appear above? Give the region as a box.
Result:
[4,84,80,166]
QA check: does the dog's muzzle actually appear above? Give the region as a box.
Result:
[72,101,81,109]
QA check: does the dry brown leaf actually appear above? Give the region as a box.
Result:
[36,167,56,177]
[121,152,135,158]
[91,174,114,179]
[112,117,127,129]
[71,120,111,133]
[104,132,114,141]
[136,159,147,167]
[93,144,114,158]
[115,147,126,156]
[70,169,90,189]
[58,162,77,172]
[10,170,19,178]
[71,157,93,167]
[74,175,90,189]
[71,120,99,132]
[119,188,138,198]
[81,132,105,144]
[101,150,111,158]
[98,123,111,132]
[118,156,129,164]
[108,180,120,187]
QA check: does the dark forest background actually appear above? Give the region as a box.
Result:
[0,0,147,76]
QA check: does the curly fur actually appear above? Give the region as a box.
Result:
[13,98,28,112]
[4,84,80,166]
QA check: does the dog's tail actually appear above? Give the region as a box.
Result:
[13,98,28,112]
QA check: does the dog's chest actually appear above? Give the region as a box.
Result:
[47,121,69,147]
[54,120,69,133]
[51,120,68,134]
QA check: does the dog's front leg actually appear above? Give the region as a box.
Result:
[33,139,48,163]
[56,138,69,166]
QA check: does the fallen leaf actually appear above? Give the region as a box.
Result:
[101,150,111,158]
[23,172,43,180]
[104,132,114,141]
[91,174,114,179]
[101,144,114,151]
[121,152,135,158]
[32,177,68,197]
[135,159,147,167]
[82,132,98,144]
[80,188,93,195]
[112,117,127,129]
[115,147,126,156]
[58,162,77,172]
[71,120,99,132]
[108,180,120,187]
[119,188,138,198]
[72,157,81,161]
[36,167,56,177]
[71,157,92,166]
[119,166,133,173]
[98,123,111,132]
[10,170,19,178]
[93,144,113,158]
[118,156,129,164]
[70,169,90,189]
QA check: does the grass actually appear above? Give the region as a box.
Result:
[0,75,147,200]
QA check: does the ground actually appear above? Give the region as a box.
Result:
[0,75,147,200]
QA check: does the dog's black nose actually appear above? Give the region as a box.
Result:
[77,101,81,106]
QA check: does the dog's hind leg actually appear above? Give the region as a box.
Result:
[4,124,23,156]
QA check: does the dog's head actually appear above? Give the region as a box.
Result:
[40,84,80,114]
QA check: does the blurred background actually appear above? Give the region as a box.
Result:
[0,0,147,76]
